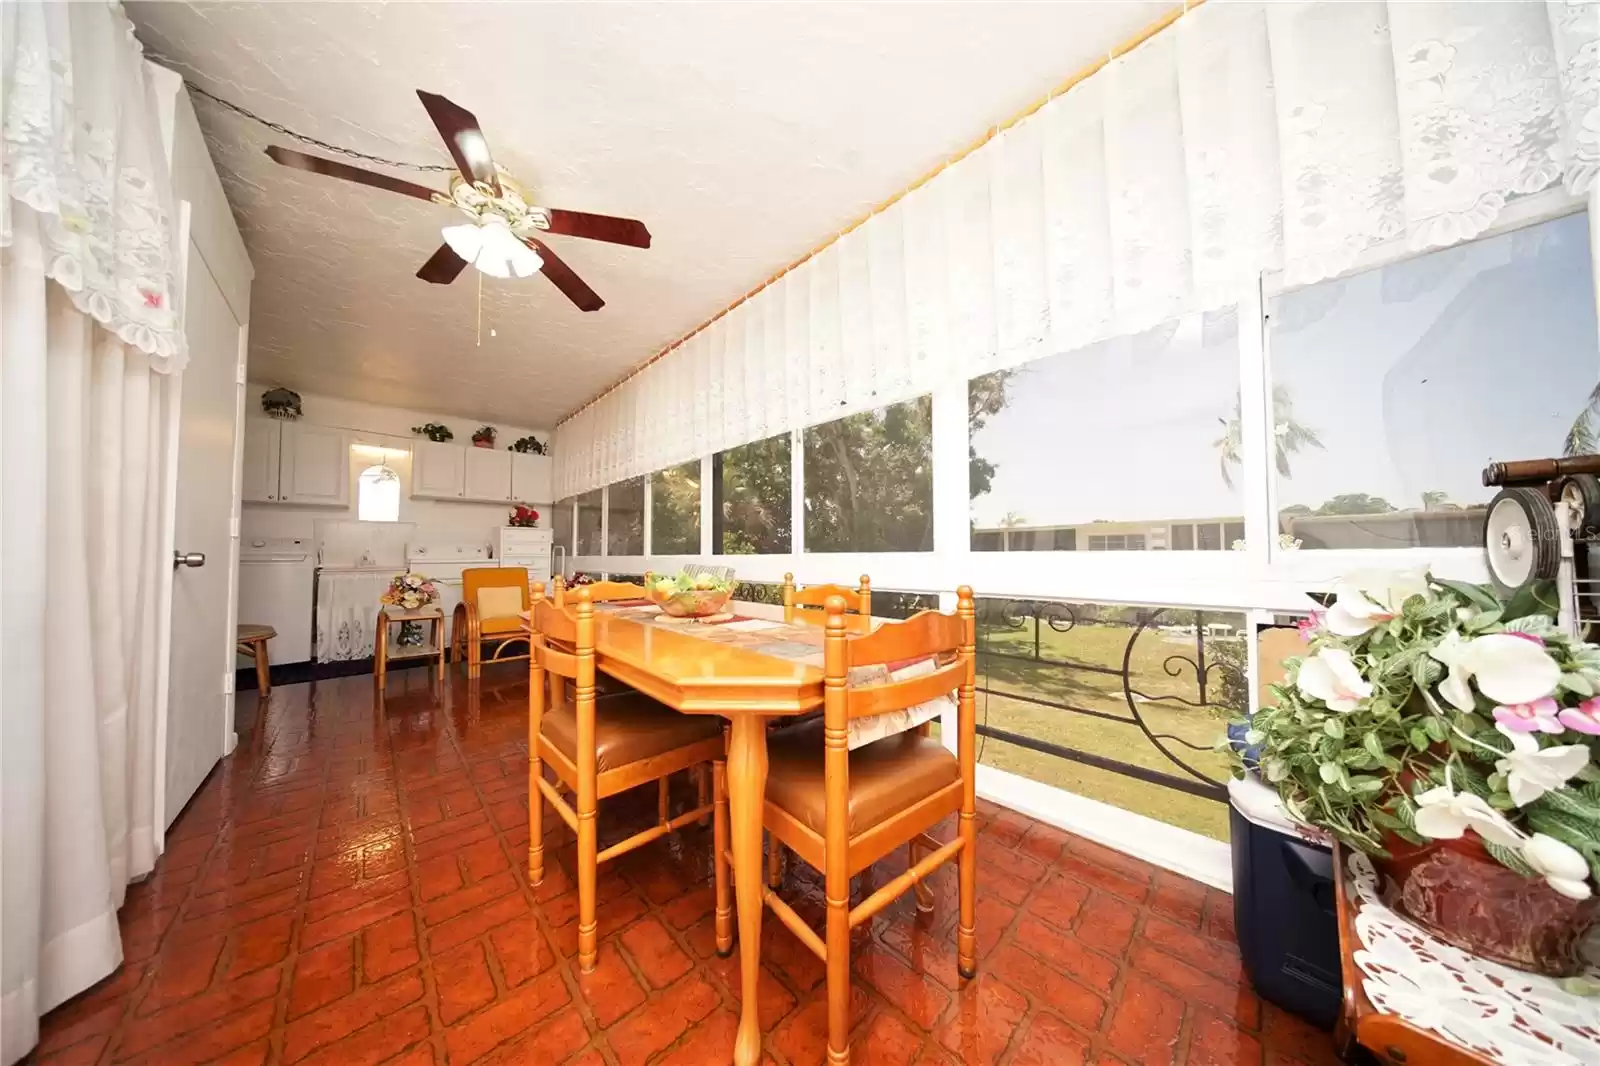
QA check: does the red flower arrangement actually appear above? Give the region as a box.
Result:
[508,505,540,528]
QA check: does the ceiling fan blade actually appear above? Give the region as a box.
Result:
[527,238,603,312]
[265,145,441,202]
[543,209,652,249]
[416,243,469,285]
[416,90,499,193]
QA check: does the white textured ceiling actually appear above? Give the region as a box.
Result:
[128,1,1168,427]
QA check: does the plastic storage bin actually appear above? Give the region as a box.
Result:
[1229,789,1343,1029]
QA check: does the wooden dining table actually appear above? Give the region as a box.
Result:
[584,604,873,1066]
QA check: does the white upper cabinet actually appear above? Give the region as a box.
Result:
[412,439,466,499]
[242,419,282,501]
[510,452,552,503]
[241,419,347,506]
[463,447,513,502]
[280,423,349,505]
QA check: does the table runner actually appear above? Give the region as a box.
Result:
[595,604,949,748]
[596,603,829,667]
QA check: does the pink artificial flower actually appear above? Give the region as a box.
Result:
[1557,697,1600,736]
[1296,613,1323,640]
[140,288,164,309]
[1493,696,1565,734]
[1504,631,1546,647]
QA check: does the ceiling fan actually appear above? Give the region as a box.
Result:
[265,90,650,312]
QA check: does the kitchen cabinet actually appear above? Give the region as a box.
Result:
[412,440,466,499]
[242,419,281,502]
[242,419,348,506]
[510,452,553,503]
[464,447,513,502]
[281,424,349,504]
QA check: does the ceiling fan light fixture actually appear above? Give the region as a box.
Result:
[441,217,542,280]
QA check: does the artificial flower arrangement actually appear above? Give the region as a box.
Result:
[648,571,736,618]
[508,505,540,528]
[509,435,546,454]
[381,572,440,612]
[411,422,453,442]
[472,425,497,448]
[1235,570,1600,973]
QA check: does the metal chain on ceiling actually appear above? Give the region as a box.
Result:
[184,80,457,173]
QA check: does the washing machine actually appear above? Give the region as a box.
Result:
[237,537,315,665]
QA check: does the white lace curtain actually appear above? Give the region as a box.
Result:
[1,0,185,367]
[2,4,184,1061]
[555,0,1599,499]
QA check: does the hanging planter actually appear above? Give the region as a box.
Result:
[472,425,497,448]
[261,387,302,420]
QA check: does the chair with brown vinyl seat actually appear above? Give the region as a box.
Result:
[452,566,532,679]
[782,572,871,623]
[717,588,978,1065]
[527,584,725,974]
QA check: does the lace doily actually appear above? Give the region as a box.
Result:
[1347,852,1600,1066]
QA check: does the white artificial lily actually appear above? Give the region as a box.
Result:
[1295,648,1372,712]
[1324,569,1431,637]
[1494,729,1590,807]
[1429,631,1561,712]
[1412,783,1524,848]
[1522,833,1592,901]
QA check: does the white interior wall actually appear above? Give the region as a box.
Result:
[241,384,554,549]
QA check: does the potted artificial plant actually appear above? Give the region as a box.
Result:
[1236,571,1600,975]
[411,423,453,443]
[472,425,497,448]
[509,435,546,454]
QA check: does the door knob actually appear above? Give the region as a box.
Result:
[174,551,206,568]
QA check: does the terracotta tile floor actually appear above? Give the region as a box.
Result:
[27,668,1344,1066]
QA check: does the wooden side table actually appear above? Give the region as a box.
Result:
[375,606,446,690]
[1333,844,1600,1066]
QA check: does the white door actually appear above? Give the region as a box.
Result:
[413,440,465,498]
[510,452,552,503]
[161,77,253,828]
[241,419,281,502]
[165,244,245,825]
[281,423,349,505]
[464,447,512,502]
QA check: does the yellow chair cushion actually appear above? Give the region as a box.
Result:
[476,584,524,621]
[480,614,526,636]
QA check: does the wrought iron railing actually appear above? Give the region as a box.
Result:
[975,599,1243,801]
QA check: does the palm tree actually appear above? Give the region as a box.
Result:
[1565,382,1600,456]
[1420,490,1449,511]
[1214,386,1324,488]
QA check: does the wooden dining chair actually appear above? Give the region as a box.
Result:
[583,579,650,602]
[719,588,977,1065]
[549,575,649,606]
[452,566,531,678]
[783,572,871,623]
[527,584,726,973]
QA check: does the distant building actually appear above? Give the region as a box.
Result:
[972,516,1246,552]
[973,506,1488,552]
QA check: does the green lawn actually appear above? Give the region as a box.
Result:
[972,612,1242,840]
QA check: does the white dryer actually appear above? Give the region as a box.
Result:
[237,537,314,665]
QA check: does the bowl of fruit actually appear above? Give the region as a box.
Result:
[648,572,736,618]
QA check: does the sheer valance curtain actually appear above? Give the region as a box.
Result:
[554,0,1600,499]
[2,3,186,1063]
